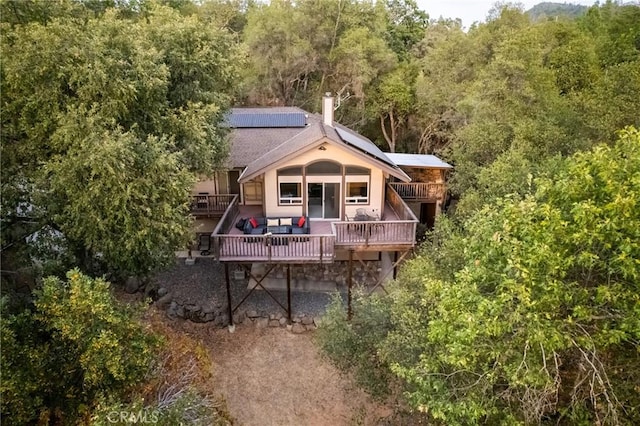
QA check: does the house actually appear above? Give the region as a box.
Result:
[190,93,452,264]
[188,93,452,322]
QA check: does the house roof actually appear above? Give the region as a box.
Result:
[226,107,449,183]
[385,153,453,169]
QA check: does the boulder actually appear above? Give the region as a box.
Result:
[125,277,142,294]
[255,317,269,328]
[291,323,306,334]
[155,293,173,309]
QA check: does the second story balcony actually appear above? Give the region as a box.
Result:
[388,182,446,201]
[206,184,418,263]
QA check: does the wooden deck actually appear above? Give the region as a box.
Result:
[190,194,237,217]
[207,184,418,262]
[388,182,445,201]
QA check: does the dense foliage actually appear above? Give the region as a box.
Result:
[1,0,241,279]
[1,269,160,424]
[319,128,640,424]
[2,1,639,424]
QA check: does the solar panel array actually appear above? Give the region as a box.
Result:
[226,112,307,128]
[335,127,395,167]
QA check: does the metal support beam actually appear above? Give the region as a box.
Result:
[287,264,292,323]
[348,250,353,320]
[368,251,410,295]
[225,263,233,326]
[393,251,398,279]
[233,264,289,316]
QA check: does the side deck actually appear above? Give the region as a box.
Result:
[206,185,418,263]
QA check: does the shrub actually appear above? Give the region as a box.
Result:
[1,269,160,424]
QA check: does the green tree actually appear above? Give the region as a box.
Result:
[1,269,160,424]
[368,63,416,152]
[1,3,240,278]
[320,127,640,424]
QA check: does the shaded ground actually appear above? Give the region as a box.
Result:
[173,319,392,425]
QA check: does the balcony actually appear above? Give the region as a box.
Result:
[208,184,418,263]
[190,194,237,217]
[388,182,446,201]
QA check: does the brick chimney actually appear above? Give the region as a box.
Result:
[322,92,334,127]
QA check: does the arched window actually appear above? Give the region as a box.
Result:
[277,166,303,176]
[306,160,341,175]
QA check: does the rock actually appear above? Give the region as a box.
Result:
[155,293,173,309]
[291,323,306,334]
[175,305,185,319]
[279,317,287,326]
[313,317,322,327]
[203,312,215,322]
[166,301,178,318]
[268,319,280,327]
[185,305,202,317]
[215,314,227,327]
[201,303,216,314]
[247,310,259,318]
[275,312,283,320]
[301,316,314,325]
[125,277,142,294]
[191,313,207,323]
[157,287,169,297]
[255,317,269,328]
[305,324,316,331]
[292,316,302,323]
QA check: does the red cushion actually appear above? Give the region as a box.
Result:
[297,216,306,227]
[249,217,258,228]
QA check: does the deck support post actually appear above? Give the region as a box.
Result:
[393,251,398,279]
[348,250,353,320]
[225,263,233,326]
[287,264,292,323]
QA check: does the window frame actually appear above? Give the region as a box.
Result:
[345,176,370,205]
[278,178,303,205]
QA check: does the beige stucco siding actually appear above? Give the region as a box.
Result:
[192,171,229,195]
[263,141,386,218]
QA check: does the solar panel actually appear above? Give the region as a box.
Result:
[335,127,395,167]
[226,112,307,128]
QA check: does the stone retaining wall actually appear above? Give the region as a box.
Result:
[156,291,319,333]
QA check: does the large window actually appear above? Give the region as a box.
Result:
[346,181,368,204]
[345,166,370,204]
[279,182,302,204]
[277,166,303,205]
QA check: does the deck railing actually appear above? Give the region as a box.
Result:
[331,184,418,248]
[190,194,237,217]
[332,221,416,248]
[215,234,335,263]
[388,182,445,200]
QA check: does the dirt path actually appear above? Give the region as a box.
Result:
[202,325,391,426]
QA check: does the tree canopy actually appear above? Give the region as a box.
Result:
[319,127,640,424]
[1,1,242,278]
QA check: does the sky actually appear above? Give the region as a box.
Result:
[414,1,599,28]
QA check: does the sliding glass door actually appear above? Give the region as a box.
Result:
[307,182,340,219]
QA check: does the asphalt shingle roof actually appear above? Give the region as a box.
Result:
[226,107,448,183]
